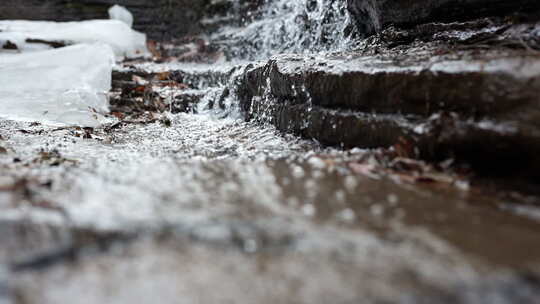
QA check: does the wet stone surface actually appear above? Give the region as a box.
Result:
[1,114,540,303]
[238,19,540,177]
[3,28,540,302]
[347,0,540,36]
[3,1,540,302]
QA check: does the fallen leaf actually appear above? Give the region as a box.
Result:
[147,40,162,59]
[156,71,171,81]
[393,136,416,158]
[111,111,125,120]
[134,85,147,93]
[349,163,380,179]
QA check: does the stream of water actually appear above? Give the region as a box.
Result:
[212,0,357,60]
[2,1,540,303]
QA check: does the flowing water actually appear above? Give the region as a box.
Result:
[211,0,357,60]
[2,1,540,303]
[187,0,359,124]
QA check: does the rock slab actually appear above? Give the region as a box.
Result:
[347,0,540,35]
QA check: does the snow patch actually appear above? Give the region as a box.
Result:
[0,19,147,59]
[0,6,149,127]
[0,43,114,127]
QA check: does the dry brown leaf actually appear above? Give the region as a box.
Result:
[146,40,162,58]
[156,71,171,81]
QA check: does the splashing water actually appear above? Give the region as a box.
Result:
[213,0,357,60]
[192,0,357,118]
[142,0,358,120]
[196,65,249,119]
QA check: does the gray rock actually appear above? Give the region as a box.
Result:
[238,47,540,175]
[347,0,540,35]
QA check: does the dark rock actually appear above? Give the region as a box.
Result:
[0,0,212,41]
[171,91,205,114]
[238,49,540,176]
[169,68,234,89]
[112,69,152,83]
[247,99,413,148]
[201,0,265,32]
[0,219,70,267]
[347,0,540,36]
[241,52,540,123]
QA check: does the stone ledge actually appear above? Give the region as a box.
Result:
[348,0,540,35]
[239,48,540,176]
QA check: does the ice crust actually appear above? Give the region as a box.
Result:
[0,6,147,127]
[0,19,147,59]
[0,44,115,127]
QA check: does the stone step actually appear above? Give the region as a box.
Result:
[239,51,540,176]
[348,0,540,36]
[170,89,207,114]
[113,63,237,90]
[247,98,540,176]
[241,52,540,121]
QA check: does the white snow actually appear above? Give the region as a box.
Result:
[108,5,134,28]
[0,43,115,127]
[0,19,147,59]
[0,5,149,127]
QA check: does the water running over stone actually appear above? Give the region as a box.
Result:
[211,0,357,60]
[3,1,540,303]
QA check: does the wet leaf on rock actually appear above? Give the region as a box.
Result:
[387,157,469,189]
[348,152,470,190]
[133,85,147,93]
[349,163,381,179]
[146,39,163,59]
[393,136,417,158]
[156,71,171,81]
[111,111,126,120]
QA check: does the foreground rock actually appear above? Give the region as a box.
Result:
[3,1,540,302]
[1,119,540,303]
[238,20,540,178]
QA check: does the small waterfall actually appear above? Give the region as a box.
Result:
[196,64,250,119]
[213,0,357,60]
[198,0,357,119]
